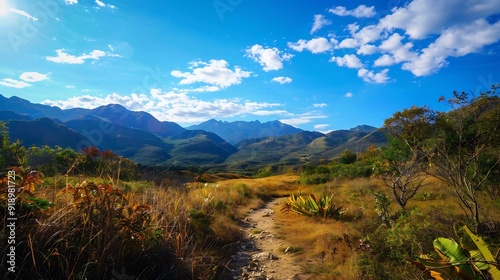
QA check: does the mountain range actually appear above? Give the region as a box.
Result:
[0,94,387,169]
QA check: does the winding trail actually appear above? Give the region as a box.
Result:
[230,197,307,280]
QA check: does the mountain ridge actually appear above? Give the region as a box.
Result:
[187,118,304,145]
[0,94,386,168]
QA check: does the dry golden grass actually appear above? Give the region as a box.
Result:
[215,173,301,196]
[10,171,498,279]
[216,174,500,279]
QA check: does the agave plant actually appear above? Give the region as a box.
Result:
[281,192,344,219]
[410,221,500,280]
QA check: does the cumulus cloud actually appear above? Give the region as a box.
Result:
[345,92,353,98]
[379,0,500,40]
[402,19,500,76]
[311,14,331,34]
[271,76,292,84]
[0,78,31,89]
[0,72,49,88]
[65,0,78,4]
[288,37,334,54]
[331,0,500,79]
[358,68,390,84]
[41,89,287,125]
[373,33,418,67]
[245,44,293,71]
[357,44,377,55]
[19,72,49,82]
[271,76,292,85]
[46,49,119,64]
[329,5,376,18]
[171,59,251,89]
[330,54,364,68]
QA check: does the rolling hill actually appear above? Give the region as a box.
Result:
[5,117,88,149]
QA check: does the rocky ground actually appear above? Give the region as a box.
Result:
[229,198,308,280]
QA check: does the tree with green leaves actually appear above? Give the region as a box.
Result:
[339,149,357,164]
[376,136,428,209]
[384,86,500,230]
[431,89,500,229]
[0,122,26,169]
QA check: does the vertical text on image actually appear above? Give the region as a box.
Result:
[6,170,17,272]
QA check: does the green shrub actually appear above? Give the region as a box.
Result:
[281,192,344,219]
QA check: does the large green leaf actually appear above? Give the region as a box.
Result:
[455,222,500,280]
[433,238,479,279]
[412,257,465,280]
[454,222,490,271]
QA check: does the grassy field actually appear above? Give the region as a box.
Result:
[2,171,499,279]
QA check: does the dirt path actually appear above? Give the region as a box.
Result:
[229,197,307,280]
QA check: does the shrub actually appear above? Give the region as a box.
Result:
[281,192,345,219]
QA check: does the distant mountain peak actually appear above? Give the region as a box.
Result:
[187,119,303,145]
[350,125,378,132]
[92,103,128,113]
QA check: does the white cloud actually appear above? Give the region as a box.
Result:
[373,54,395,67]
[330,54,364,68]
[402,19,500,76]
[338,38,358,49]
[333,0,500,79]
[0,72,49,88]
[65,0,78,4]
[288,37,334,54]
[347,23,360,35]
[329,5,376,18]
[314,124,330,130]
[0,78,31,89]
[357,44,377,55]
[272,76,292,84]
[171,59,251,89]
[9,8,38,21]
[94,0,115,9]
[245,44,293,71]
[46,49,118,64]
[358,68,390,84]
[41,89,287,125]
[379,0,500,40]
[19,72,49,82]
[311,14,331,34]
[373,33,418,67]
[313,103,327,108]
[345,92,353,98]
[280,114,328,126]
[252,110,290,116]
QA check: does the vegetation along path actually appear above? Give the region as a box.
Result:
[230,197,306,280]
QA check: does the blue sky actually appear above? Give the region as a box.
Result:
[0,0,499,132]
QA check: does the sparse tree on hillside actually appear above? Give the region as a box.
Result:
[339,149,357,164]
[376,137,428,209]
[384,86,500,230]
[431,89,500,229]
